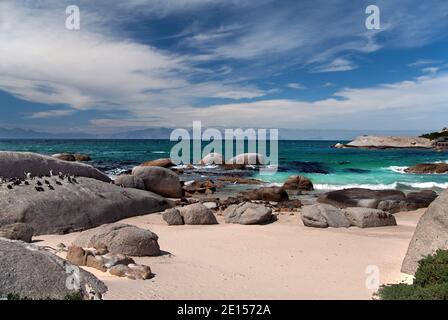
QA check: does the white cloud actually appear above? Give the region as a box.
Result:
[311,58,357,73]
[408,59,443,67]
[287,83,305,90]
[28,109,75,119]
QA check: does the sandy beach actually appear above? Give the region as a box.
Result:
[35,208,422,300]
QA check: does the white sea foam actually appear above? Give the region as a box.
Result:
[151,151,168,154]
[314,183,399,191]
[399,182,448,189]
[387,166,408,174]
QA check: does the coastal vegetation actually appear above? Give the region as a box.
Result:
[377,250,448,300]
[420,128,448,140]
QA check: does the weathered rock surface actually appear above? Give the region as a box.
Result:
[239,186,289,202]
[344,207,397,228]
[0,177,172,235]
[402,190,448,275]
[140,158,174,168]
[162,208,184,225]
[227,153,265,165]
[0,151,110,182]
[0,239,107,300]
[73,223,161,257]
[223,202,273,225]
[0,223,34,242]
[282,175,314,191]
[183,179,216,196]
[301,204,351,228]
[114,174,145,190]
[201,153,224,165]
[132,166,183,198]
[405,163,448,174]
[217,176,262,185]
[345,136,433,149]
[318,188,405,209]
[52,153,76,161]
[178,203,218,225]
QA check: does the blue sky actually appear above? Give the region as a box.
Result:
[0,0,447,133]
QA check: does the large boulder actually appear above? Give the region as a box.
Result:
[73,223,160,257]
[132,166,183,198]
[318,188,405,209]
[0,223,34,242]
[114,174,145,190]
[344,207,397,228]
[162,208,184,225]
[226,153,265,165]
[178,203,218,225]
[345,136,432,149]
[405,163,448,174]
[402,190,448,275]
[376,190,438,213]
[301,204,352,228]
[140,158,175,168]
[0,177,172,235]
[239,186,289,202]
[201,153,223,165]
[0,238,107,300]
[283,175,313,191]
[223,202,273,225]
[0,152,110,182]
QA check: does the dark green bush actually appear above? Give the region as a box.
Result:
[376,249,448,300]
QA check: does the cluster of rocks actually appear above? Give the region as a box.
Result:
[52,153,91,162]
[183,179,218,196]
[301,204,396,228]
[317,188,437,213]
[0,238,107,300]
[405,163,448,174]
[163,203,218,225]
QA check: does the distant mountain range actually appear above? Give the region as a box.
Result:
[0,127,425,140]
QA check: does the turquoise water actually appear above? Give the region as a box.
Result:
[0,139,447,191]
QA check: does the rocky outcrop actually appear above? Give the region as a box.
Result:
[239,186,289,202]
[0,177,172,235]
[318,188,406,209]
[114,175,145,190]
[0,223,34,242]
[0,239,107,300]
[140,158,174,168]
[344,207,397,228]
[183,179,216,196]
[0,152,110,182]
[301,204,396,229]
[178,203,218,225]
[227,153,265,165]
[301,204,351,228]
[201,153,223,165]
[402,190,448,275]
[162,208,184,225]
[223,202,273,225]
[52,153,91,162]
[378,190,438,213]
[405,163,448,174]
[73,223,161,257]
[132,166,183,198]
[343,136,433,149]
[282,175,313,191]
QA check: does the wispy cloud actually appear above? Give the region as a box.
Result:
[27,109,75,119]
[311,58,357,73]
[287,83,305,90]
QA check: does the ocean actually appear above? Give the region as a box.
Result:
[1,139,447,192]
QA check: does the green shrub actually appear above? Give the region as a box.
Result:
[376,249,448,300]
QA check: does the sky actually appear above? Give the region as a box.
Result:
[0,0,447,134]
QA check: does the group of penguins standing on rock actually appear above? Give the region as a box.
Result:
[0,170,79,192]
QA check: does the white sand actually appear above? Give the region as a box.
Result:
[35,209,423,300]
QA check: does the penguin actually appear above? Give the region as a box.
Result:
[48,185,55,190]
[7,185,13,190]
[12,179,21,186]
[35,186,45,192]
[72,177,78,184]
[68,176,73,183]
[24,181,30,185]
[37,181,42,186]
[56,181,62,186]
[44,180,50,185]
[49,170,53,177]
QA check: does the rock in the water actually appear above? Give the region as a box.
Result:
[402,190,448,275]
[345,136,432,149]
[0,223,34,242]
[223,202,273,225]
[217,176,262,185]
[74,153,91,162]
[201,153,223,165]
[52,153,76,161]
[178,203,218,225]
[317,188,405,209]
[114,174,145,190]
[73,223,161,257]
[344,207,397,228]
[140,158,174,168]
[239,186,289,202]
[405,163,448,174]
[226,153,265,165]
[162,208,184,225]
[301,204,351,228]
[0,151,110,182]
[0,177,172,235]
[132,166,183,198]
[0,239,107,300]
[283,175,313,191]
